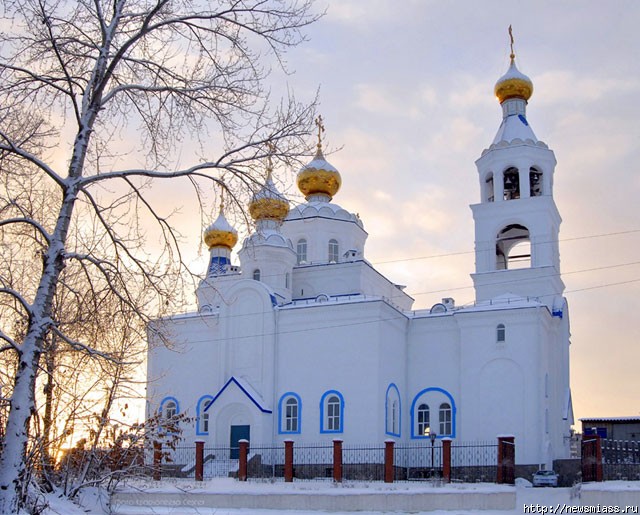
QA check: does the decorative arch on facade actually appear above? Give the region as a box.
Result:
[196,395,214,435]
[410,387,456,439]
[278,392,302,434]
[320,390,344,434]
[385,383,401,437]
[496,223,531,270]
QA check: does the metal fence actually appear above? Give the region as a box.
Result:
[602,439,640,481]
[149,440,498,482]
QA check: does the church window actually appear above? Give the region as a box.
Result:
[285,398,299,432]
[278,393,302,434]
[503,167,520,200]
[385,384,401,436]
[320,390,344,433]
[328,239,339,263]
[161,398,178,419]
[439,403,452,436]
[285,272,290,289]
[196,395,213,435]
[497,323,506,343]
[297,239,307,264]
[530,167,543,197]
[253,268,261,281]
[417,403,430,436]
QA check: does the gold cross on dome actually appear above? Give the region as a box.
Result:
[315,115,325,149]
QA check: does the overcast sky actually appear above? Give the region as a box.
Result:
[181,1,639,425]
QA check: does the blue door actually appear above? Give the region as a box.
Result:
[230,425,250,459]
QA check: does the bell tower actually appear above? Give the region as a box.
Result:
[471,33,564,309]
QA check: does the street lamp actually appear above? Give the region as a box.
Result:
[425,426,437,477]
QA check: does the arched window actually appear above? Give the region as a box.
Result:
[496,224,531,270]
[253,268,261,281]
[385,384,401,436]
[278,393,302,434]
[496,323,506,343]
[328,239,339,263]
[530,167,543,197]
[417,403,430,436]
[196,396,213,435]
[320,390,344,433]
[296,239,307,264]
[439,403,452,436]
[503,167,520,200]
[485,172,495,202]
[161,398,178,419]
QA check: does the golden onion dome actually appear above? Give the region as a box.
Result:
[248,170,290,222]
[203,207,238,250]
[297,147,341,200]
[494,58,533,103]
[297,115,341,200]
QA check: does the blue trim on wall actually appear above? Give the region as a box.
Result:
[410,387,457,439]
[159,396,180,415]
[203,377,272,414]
[278,392,302,434]
[195,395,214,435]
[385,383,401,437]
[320,390,345,434]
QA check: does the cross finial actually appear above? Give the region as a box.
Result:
[508,25,515,62]
[315,115,325,151]
[266,141,276,179]
[219,190,225,214]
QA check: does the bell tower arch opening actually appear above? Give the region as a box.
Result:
[496,224,531,270]
[503,167,520,200]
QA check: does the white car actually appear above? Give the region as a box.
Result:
[532,469,559,487]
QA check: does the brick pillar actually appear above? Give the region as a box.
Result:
[442,438,452,483]
[594,435,603,482]
[238,439,249,481]
[284,440,294,482]
[195,441,204,481]
[384,440,395,483]
[152,441,162,481]
[333,439,343,483]
[497,435,515,484]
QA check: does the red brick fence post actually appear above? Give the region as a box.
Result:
[195,440,204,481]
[333,439,343,483]
[284,439,294,482]
[238,439,249,481]
[442,438,452,483]
[384,439,395,483]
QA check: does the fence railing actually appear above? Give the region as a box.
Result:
[147,437,509,484]
[602,439,640,481]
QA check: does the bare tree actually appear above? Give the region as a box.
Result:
[0,0,320,510]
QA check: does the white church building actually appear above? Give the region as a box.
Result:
[146,49,573,467]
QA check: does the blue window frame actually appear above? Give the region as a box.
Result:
[385,383,401,437]
[196,395,214,435]
[410,388,456,439]
[320,390,344,434]
[278,393,302,434]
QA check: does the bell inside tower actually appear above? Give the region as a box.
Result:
[503,167,520,200]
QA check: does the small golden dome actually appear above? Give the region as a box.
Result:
[494,59,533,103]
[297,147,342,200]
[204,208,238,250]
[297,115,341,200]
[248,171,290,222]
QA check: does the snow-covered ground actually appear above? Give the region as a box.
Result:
[34,479,640,515]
